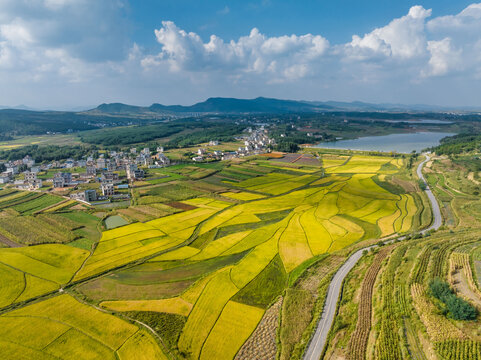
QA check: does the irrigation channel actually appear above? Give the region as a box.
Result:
[303,154,442,360]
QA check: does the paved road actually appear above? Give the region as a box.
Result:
[417,154,442,233]
[303,154,442,360]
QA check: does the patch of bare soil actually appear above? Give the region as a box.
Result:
[468,172,480,185]
[452,269,481,309]
[0,233,22,247]
[166,201,197,210]
[235,297,283,360]
[391,176,417,192]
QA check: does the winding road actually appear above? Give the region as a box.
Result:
[303,154,442,360]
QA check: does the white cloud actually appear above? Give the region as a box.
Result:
[0,21,33,45]
[428,3,481,32]
[345,6,432,60]
[0,2,481,108]
[424,3,481,78]
[143,21,329,81]
[423,37,462,77]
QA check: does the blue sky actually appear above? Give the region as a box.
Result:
[0,1,480,109]
[129,1,474,45]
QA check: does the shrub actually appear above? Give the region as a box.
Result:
[429,278,478,321]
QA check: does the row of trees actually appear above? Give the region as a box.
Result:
[0,145,95,163]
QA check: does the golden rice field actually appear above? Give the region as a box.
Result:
[0,295,167,359]
[0,154,421,359]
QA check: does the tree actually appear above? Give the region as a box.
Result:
[429,278,478,320]
[275,141,299,153]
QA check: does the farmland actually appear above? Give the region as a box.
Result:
[323,153,481,360]
[0,152,427,359]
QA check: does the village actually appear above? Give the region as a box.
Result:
[0,128,274,205]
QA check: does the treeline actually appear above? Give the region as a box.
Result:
[269,125,335,153]
[0,109,150,136]
[80,119,245,148]
[166,124,244,148]
[0,145,95,162]
[80,123,186,146]
[433,133,481,155]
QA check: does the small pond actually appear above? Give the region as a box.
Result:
[104,215,129,229]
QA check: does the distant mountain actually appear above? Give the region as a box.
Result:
[0,104,39,111]
[95,103,145,114]
[90,97,334,115]
[151,97,334,113]
[307,100,481,113]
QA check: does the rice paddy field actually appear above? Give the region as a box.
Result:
[0,153,425,359]
[322,153,481,360]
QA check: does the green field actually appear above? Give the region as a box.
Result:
[0,134,80,150]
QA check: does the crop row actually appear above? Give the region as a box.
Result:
[436,340,481,360]
[451,252,481,299]
[410,244,434,285]
[410,283,466,342]
[375,245,408,360]
[348,245,396,360]
[0,191,42,210]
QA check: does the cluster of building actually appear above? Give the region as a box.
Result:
[0,147,173,204]
[192,126,275,162]
[1,156,42,190]
[192,130,274,163]
[0,127,273,201]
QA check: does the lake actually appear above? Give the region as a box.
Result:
[314,132,455,153]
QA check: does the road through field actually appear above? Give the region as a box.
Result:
[303,154,442,360]
[417,154,442,233]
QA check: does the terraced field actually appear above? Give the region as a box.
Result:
[323,154,481,360]
[0,295,167,359]
[0,154,422,359]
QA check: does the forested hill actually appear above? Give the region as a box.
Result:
[0,109,145,136]
[432,133,481,155]
[91,97,333,115]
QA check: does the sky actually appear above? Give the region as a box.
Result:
[0,0,480,109]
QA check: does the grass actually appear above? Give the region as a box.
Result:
[0,134,80,149]
[280,288,316,360]
[232,255,287,308]
[127,311,186,351]
[12,194,63,215]
[76,252,246,302]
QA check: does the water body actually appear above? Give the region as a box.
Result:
[314,132,455,153]
[383,119,453,124]
[104,215,129,229]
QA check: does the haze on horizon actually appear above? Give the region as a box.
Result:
[0,0,480,109]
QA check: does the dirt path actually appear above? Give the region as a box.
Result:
[0,233,22,247]
[452,269,481,309]
[468,172,480,185]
